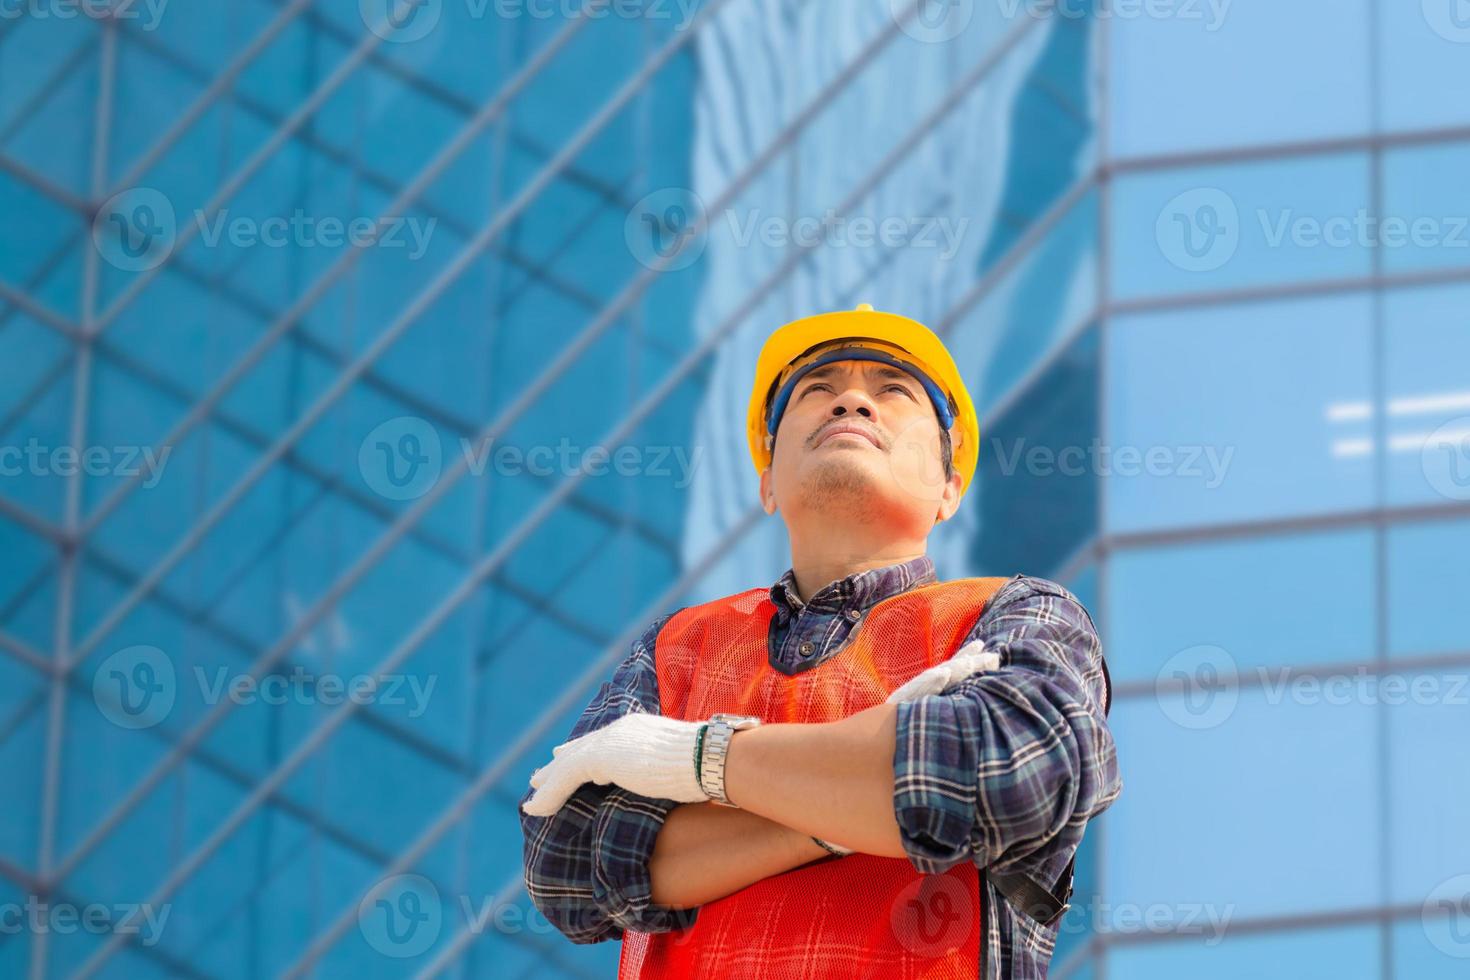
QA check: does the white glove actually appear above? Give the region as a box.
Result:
[885,640,1001,704]
[521,713,708,817]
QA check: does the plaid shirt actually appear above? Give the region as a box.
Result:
[519,557,1121,978]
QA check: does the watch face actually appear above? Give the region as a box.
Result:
[713,713,762,729]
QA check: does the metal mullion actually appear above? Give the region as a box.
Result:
[87,0,620,341]
[269,0,630,205]
[0,493,67,547]
[0,151,91,213]
[61,0,735,687]
[108,0,317,193]
[117,18,628,256]
[0,33,98,147]
[28,17,115,980]
[83,27,398,337]
[69,6,609,550]
[0,627,53,676]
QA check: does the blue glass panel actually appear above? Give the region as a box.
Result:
[1386,670,1470,904]
[1387,518,1470,658]
[1107,294,1376,531]
[971,326,1099,577]
[1104,688,1380,919]
[1110,154,1372,301]
[1106,925,1380,980]
[1378,1,1470,132]
[1108,2,1371,156]
[1107,529,1377,683]
[1381,142,1470,276]
[1394,919,1470,978]
[1383,284,1470,507]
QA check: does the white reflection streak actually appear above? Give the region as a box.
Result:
[1325,389,1470,422]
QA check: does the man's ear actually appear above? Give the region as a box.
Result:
[934,468,964,523]
[935,428,965,523]
[759,465,778,515]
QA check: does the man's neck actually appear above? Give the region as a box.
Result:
[785,532,928,603]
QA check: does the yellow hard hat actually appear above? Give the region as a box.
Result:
[746,303,979,498]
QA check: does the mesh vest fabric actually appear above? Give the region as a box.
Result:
[618,576,1011,980]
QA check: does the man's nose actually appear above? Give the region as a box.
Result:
[829,384,877,419]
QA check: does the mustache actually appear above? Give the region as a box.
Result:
[808,420,887,450]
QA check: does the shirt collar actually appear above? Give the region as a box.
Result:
[768,554,937,618]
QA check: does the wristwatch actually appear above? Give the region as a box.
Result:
[698,713,762,807]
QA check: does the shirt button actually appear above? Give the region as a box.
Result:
[798,641,815,657]
[845,608,862,622]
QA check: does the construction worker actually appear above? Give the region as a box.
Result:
[520,304,1120,978]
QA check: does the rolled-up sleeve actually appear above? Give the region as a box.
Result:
[892,575,1121,880]
[519,612,698,943]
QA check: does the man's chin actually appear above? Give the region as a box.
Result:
[796,458,891,512]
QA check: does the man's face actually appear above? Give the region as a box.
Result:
[759,358,963,528]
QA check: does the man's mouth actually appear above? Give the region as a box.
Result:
[815,423,882,449]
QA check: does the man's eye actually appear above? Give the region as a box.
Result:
[884,384,915,397]
[800,382,831,396]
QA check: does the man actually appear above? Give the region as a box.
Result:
[519,304,1121,978]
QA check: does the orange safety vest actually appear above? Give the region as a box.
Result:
[619,575,1011,980]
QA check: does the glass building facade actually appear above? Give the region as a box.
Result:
[0,1,1466,977]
